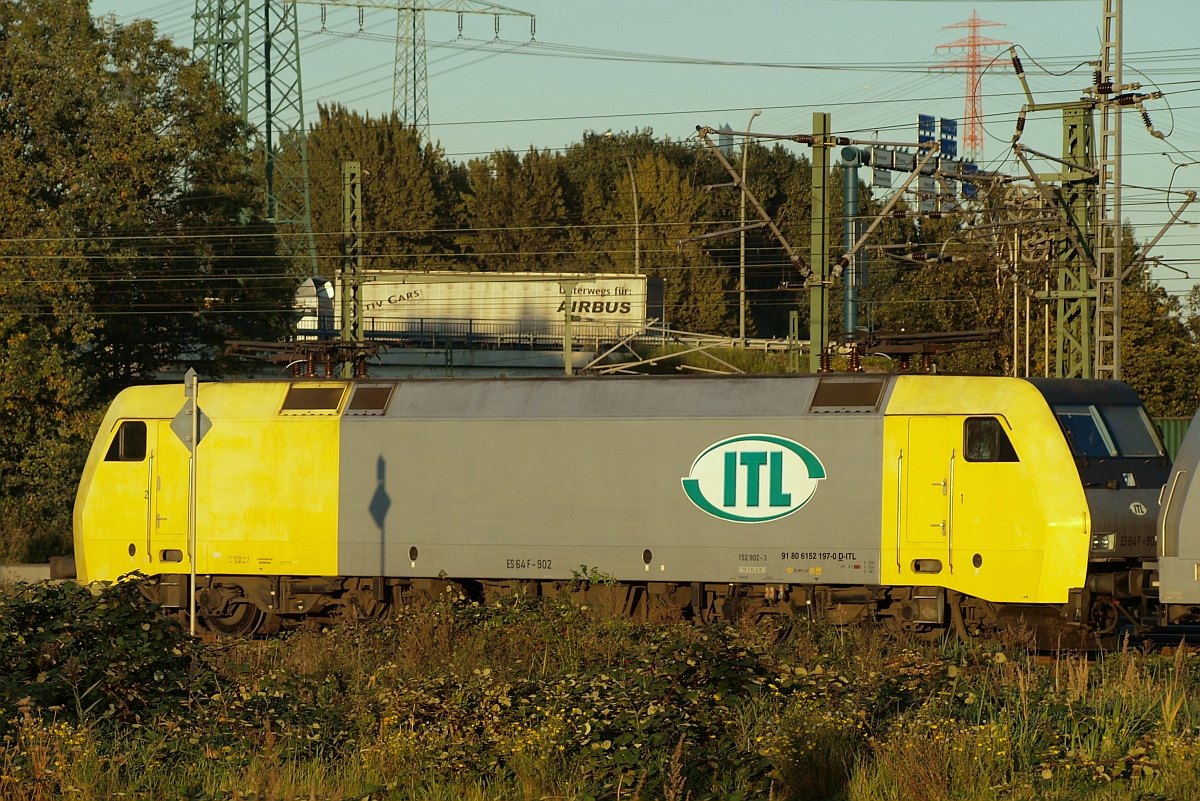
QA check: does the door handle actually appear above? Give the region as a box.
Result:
[895,450,904,574]
[156,514,168,528]
[932,480,947,495]
[145,452,155,560]
[931,520,946,536]
[948,450,956,574]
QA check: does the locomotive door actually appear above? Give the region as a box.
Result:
[150,421,190,566]
[903,417,959,573]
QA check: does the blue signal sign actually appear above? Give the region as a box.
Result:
[918,114,937,147]
[961,163,979,198]
[940,118,958,158]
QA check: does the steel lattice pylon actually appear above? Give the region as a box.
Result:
[299,1,534,143]
[193,0,317,272]
[930,10,1010,164]
[388,2,535,142]
[395,8,430,140]
[1093,0,1123,380]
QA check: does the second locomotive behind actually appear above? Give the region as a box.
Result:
[69,373,1168,639]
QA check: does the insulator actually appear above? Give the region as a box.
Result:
[1011,54,1024,76]
[1140,107,1166,140]
[458,13,463,36]
[1099,81,1114,95]
[1093,69,1103,89]
[1012,110,1027,145]
[1115,93,1138,106]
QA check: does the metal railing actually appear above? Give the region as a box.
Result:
[298,317,667,351]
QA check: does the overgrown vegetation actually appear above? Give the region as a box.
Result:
[2,579,1199,800]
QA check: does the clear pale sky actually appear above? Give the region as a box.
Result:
[94,1,1200,289]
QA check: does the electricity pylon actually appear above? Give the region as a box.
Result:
[930,10,1010,163]
[391,1,536,142]
[193,0,317,272]
[192,0,534,275]
[302,1,535,143]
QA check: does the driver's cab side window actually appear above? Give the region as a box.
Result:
[104,421,147,462]
[964,417,1018,463]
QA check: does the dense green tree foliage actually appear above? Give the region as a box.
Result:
[1122,272,1200,416]
[302,104,462,273]
[0,0,290,559]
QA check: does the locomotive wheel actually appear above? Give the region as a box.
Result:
[201,601,268,637]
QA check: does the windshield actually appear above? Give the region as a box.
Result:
[1054,403,1162,458]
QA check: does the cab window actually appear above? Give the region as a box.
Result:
[964,417,1018,462]
[104,421,147,462]
[1098,404,1162,457]
[1054,403,1163,458]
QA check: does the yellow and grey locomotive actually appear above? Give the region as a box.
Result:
[67,373,1172,639]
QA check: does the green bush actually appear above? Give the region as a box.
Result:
[0,577,198,725]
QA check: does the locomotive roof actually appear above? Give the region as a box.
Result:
[1023,378,1142,406]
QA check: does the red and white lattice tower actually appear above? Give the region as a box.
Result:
[930,10,1010,163]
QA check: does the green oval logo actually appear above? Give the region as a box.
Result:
[681,434,826,523]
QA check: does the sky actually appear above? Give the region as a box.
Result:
[93,0,1200,293]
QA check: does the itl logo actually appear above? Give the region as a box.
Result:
[681,435,826,523]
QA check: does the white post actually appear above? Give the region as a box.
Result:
[562,281,577,375]
[740,110,761,346]
[185,368,198,637]
[625,156,641,275]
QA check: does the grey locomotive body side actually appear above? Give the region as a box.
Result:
[337,376,887,586]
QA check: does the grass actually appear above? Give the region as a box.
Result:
[2,584,1200,800]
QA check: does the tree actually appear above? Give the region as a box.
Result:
[460,147,571,272]
[1122,273,1200,417]
[0,0,291,559]
[300,104,460,275]
[621,151,731,333]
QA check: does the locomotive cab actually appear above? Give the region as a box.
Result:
[1027,379,1169,563]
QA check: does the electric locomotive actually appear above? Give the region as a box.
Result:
[63,373,1168,639]
[1154,404,1200,623]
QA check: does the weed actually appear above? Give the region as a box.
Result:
[3,586,1200,800]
